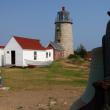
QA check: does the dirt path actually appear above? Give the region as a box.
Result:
[0,86,85,110]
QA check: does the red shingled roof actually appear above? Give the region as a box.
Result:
[0,46,5,48]
[14,36,46,50]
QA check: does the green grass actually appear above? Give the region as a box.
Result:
[0,60,89,90]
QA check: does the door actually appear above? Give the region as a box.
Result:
[11,51,15,65]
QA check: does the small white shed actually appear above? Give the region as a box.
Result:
[4,36,53,67]
[0,46,4,66]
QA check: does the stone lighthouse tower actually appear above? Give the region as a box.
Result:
[55,7,74,57]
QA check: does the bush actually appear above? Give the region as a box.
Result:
[75,44,87,58]
[68,54,81,60]
[68,54,74,59]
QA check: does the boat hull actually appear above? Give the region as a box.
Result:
[25,59,53,67]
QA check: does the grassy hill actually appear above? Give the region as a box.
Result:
[0,59,89,90]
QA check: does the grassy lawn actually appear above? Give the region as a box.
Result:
[0,59,89,90]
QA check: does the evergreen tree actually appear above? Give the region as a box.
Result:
[75,44,87,58]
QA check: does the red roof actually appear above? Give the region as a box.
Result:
[0,45,5,48]
[14,36,46,50]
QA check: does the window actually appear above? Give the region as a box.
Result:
[58,39,61,43]
[34,51,37,60]
[7,51,9,54]
[46,52,48,58]
[49,52,51,57]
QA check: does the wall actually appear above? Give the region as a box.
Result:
[47,44,64,60]
[4,37,23,66]
[0,49,4,66]
[55,23,74,57]
[60,23,74,57]
[54,50,64,60]
[23,49,53,66]
[45,49,54,61]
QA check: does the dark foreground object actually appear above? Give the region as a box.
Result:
[108,11,110,16]
[77,11,110,110]
[79,80,110,110]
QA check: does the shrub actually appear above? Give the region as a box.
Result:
[75,44,87,58]
[68,54,81,60]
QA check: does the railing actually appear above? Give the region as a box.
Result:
[55,17,73,23]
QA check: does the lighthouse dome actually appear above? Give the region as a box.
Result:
[55,7,72,24]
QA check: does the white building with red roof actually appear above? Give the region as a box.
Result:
[4,36,53,67]
[0,45,5,66]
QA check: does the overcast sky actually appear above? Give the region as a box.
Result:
[0,0,110,50]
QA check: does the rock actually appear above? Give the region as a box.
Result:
[16,106,23,110]
[48,97,57,106]
[49,100,57,106]
[37,104,48,110]
[63,101,68,105]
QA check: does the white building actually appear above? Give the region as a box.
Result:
[0,46,4,66]
[4,36,53,67]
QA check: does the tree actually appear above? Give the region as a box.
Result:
[75,44,87,58]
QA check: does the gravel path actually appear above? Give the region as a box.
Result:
[0,86,85,110]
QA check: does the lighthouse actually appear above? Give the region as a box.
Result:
[55,7,74,57]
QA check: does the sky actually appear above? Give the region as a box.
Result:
[0,0,110,51]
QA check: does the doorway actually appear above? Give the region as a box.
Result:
[11,51,15,65]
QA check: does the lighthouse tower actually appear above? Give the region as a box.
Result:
[55,7,74,57]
